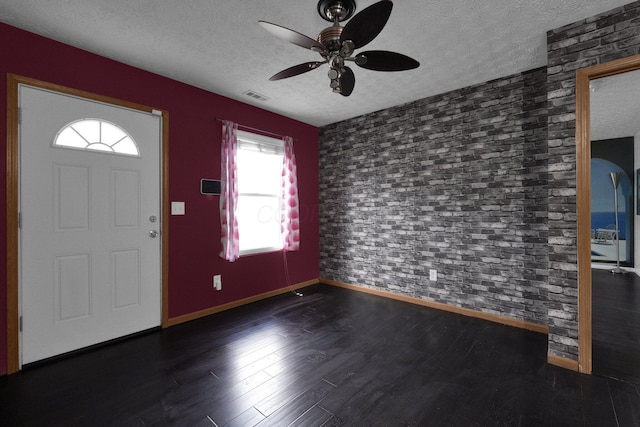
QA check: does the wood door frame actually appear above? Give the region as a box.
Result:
[6,74,170,374]
[576,54,640,374]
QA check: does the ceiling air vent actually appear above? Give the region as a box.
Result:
[242,90,270,102]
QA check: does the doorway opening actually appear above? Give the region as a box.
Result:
[576,55,640,380]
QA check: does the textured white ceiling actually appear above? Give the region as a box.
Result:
[591,70,640,141]
[0,0,632,126]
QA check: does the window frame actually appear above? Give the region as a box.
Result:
[236,130,284,256]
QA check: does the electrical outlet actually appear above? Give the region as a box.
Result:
[429,269,437,281]
[213,274,222,290]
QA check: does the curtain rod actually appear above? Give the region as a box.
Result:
[215,117,298,141]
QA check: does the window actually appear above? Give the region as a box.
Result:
[53,119,140,157]
[236,130,284,255]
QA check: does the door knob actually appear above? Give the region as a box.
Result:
[149,230,159,238]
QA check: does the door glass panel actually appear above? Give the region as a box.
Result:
[54,118,140,157]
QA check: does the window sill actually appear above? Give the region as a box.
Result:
[239,247,283,257]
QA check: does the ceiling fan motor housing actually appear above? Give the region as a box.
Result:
[317,0,356,22]
[318,24,343,52]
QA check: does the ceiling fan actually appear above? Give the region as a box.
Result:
[258,0,420,96]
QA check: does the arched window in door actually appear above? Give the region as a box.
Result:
[53,118,140,157]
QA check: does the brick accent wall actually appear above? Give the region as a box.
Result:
[319,67,549,325]
[319,1,640,363]
[546,1,640,360]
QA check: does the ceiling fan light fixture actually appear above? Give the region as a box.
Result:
[355,54,367,66]
[339,39,355,57]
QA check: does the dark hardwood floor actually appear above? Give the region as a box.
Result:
[593,268,640,386]
[2,284,639,426]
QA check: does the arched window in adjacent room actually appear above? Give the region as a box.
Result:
[53,118,140,157]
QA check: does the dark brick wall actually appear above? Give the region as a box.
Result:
[546,1,640,360]
[319,67,549,325]
[319,1,640,363]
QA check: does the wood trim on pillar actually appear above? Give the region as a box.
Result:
[5,74,170,374]
[575,67,592,375]
[548,353,580,372]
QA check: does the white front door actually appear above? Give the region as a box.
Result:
[20,85,162,365]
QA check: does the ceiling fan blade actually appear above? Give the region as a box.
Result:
[258,21,326,52]
[355,50,420,71]
[339,67,355,96]
[340,0,392,49]
[269,62,325,81]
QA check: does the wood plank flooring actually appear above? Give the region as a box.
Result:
[593,268,640,386]
[2,283,639,426]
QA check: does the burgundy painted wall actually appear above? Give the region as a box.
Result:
[0,23,320,374]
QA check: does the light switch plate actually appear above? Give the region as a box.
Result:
[171,201,185,215]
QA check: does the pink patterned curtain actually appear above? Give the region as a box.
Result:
[220,120,240,261]
[281,136,300,251]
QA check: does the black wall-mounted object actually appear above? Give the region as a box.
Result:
[201,179,221,195]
